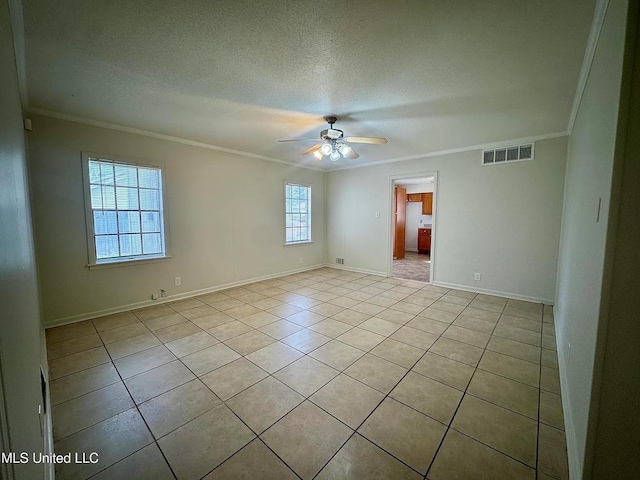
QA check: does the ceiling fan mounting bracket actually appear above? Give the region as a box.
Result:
[324,115,338,126]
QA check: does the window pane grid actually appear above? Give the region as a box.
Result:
[88,158,165,261]
[285,183,311,244]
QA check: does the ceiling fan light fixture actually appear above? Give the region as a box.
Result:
[339,144,352,157]
[279,116,387,162]
[321,143,333,156]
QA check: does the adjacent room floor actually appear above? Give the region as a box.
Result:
[393,251,431,282]
[46,267,567,480]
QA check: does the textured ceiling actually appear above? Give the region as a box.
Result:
[23,0,595,170]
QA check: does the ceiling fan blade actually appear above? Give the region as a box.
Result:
[345,136,388,145]
[300,143,323,156]
[278,138,319,143]
[347,149,360,159]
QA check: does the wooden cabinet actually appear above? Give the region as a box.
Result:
[407,193,422,202]
[418,228,431,254]
[421,193,433,215]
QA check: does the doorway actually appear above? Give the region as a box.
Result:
[390,174,436,283]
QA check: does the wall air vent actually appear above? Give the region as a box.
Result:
[482,143,534,166]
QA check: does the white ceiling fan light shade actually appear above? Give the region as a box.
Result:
[330,151,341,161]
[312,150,323,160]
[338,144,352,157]
[321,143,333,155]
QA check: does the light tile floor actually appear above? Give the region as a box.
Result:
[46,267,568,480]
[393,252,431,282]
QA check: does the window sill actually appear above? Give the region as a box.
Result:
[87,255,172,270]
[284,241,314,247]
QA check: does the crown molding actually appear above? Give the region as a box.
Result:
[568,0,610,134]
[25,108,326,172]
[26,109,570,175]
[326,130,569,172]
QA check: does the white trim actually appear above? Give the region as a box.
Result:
[432,281,554,305]
[283,241,314,247]
[328,131,569,171]
[39,361,54,480]
[555,324,582,480]
[87,256,172,270]
[81,152,171,266]
[27,108,326,172]
[322,263,388,277]
[28,108,569,174]
[8,0,28,109]
[389,171,438,285]
[44,264,325,328]
[568,0,610,133]
[284,181,312,245]
[44,406,54,480]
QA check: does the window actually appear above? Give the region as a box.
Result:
[83,153,168,266]
[285,183,311,244]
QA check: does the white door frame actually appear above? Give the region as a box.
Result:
[387,171,438,283]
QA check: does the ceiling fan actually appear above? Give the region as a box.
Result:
[278,116,388,161]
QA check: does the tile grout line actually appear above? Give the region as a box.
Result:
[48,297,539,402]
[423,300,550,478]
[422,292,507,480]
[80,318,180,480]
[214,283,454,479]
[47,269,556,479]
[50,275,372,472]
[309,290,463,478]
[536,304,544,480]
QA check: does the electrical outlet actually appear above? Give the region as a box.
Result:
[152,292,159,300]
[375,211,380,218]
[175,277,181,286]
[336,258,344,265]
[161,289,166,298]
[474,273,481,281]
[299,257,304,264]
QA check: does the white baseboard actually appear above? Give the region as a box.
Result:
[431,281,554,305]
[44,264,325,328]
[322,263,388,277]
[555,312,582,480]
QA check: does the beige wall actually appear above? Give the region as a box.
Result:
[326,137,567,303]
[554,0,629,477]
[591,1,640,477]
[0,0,48,478]
[27,116,326,325]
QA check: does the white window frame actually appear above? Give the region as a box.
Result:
[284,182,312,245]
[81,152,171,269]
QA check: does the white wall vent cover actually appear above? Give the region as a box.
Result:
[482,143,534,165]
